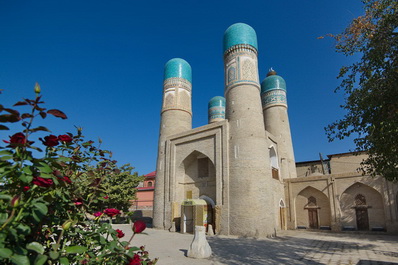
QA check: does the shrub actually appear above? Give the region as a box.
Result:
[0,85,157,265]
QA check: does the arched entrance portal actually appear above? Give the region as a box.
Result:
[295,186,331,229]
[307,196,319,229]
[340,183,385,231]
[200,195,216,234]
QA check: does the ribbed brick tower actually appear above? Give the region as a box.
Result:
[153,58,192,229]
[223,23,277,237]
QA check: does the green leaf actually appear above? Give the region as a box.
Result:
[34,254,48,265]
[65,246,87,254]
[57,156,72,162]
[0,194,12,201]
[59,257,69,265]
[0,248,12,258]
[0,156,12,161]
[38,162,53,174]
[39,173,52,179]
[26,242,44,254]
[49,251,59,260]
[22,166,33,175]
[0,150,13,156]
[10,254,29,265]
[34,203,48,215]
[19,173,33,183]
[16,224,31,235]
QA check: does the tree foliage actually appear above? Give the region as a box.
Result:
[325,0,398,181]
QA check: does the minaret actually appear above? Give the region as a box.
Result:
[153,58,192,229]
[208,96,225,123]
[223,23,277,237]
[261,69,297,179]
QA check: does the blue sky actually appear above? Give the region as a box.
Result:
[0,0,364,175]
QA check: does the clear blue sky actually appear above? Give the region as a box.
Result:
[0,0,364,175]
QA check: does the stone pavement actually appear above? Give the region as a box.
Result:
[113,224,398,265]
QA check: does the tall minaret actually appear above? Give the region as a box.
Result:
[261,69,297,179]
[223,23,277,237]
[153,58,192,229]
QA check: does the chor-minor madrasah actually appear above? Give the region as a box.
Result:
[150,23,398,237]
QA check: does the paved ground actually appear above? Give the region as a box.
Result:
[113,224,398,265]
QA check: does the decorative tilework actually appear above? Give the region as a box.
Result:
[208,96,226,123]
[224,46,259,93]
[261,75,286,94]
[164,58,192,83]
[227,67,236,84]
[261,90,287,109]
[162,77,192,115]
[242,59,255,81]
[223,23,258,52]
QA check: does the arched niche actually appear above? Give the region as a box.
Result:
[340,182,385,230]
[175,150,216,205]
[295,186,331,229]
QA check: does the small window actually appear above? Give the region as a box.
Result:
[147,181,153,187]
[355,194,366,206]
[270,147,279,180]
[308,196,317,206]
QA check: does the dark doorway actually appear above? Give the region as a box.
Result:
[355,194,369,231]
[308,209,319,229]
[356,208,369,231]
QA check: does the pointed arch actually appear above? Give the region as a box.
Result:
[175,150,216,204]
[295,186,331,229]
[279,199,285,208]
[340,182,385,230]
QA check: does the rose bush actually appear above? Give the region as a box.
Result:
[0,85,157,265]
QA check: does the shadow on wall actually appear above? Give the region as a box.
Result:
[131,210,153,227]
[206,234,396,265]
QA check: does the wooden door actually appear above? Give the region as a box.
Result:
[356,208,369,231]
[308,209,318,229]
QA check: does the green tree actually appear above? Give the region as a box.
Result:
[75,162,143,214]
[325,0,398,181]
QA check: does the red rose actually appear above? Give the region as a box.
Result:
[132,220,146,234]
[32,176,54,187]
[103,196,109,199]
[3,132,27,146]
[93,211,103,217]
[116,229,124,238]
[103,208,121,217]
[58,134,73,143]
[128,254,141,265]
[42,135,59,147]
[23,186,30,192]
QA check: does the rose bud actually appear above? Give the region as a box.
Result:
[34,82,41,94]
[62,220,73,230]
[132,220,146,234]
[11,195,20,208]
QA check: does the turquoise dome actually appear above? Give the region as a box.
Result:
[208,96,226,108]
[164,58,192,83]
[223,23,258,52]
[261,75,286,94]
